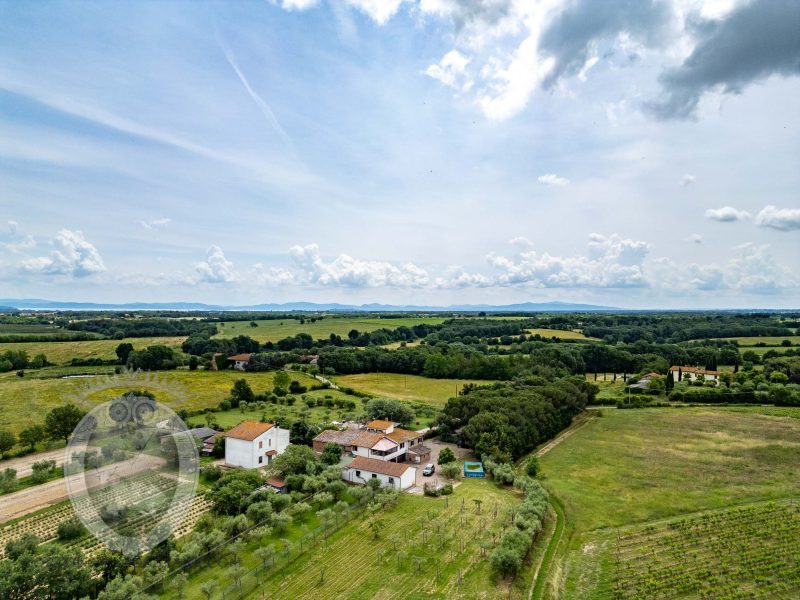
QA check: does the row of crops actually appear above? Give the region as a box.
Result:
[0,471,210,559]
[607,500,800,600]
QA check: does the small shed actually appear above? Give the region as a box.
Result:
[407,444,431,464]
[266,477,288,494]
[463,461,485,478]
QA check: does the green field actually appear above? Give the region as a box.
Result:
[0,323,65,335]
[528,328,596,341]
[0,369,319,434]
[250,478,524,599]
[714,335,800,346]
[537,407,800,598]
[213,316,446,343]
[332,373,493,407]
[0,336,186,365]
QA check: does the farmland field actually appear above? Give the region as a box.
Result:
[528,328,596,341]
[332,372,494,407]
[213,316,447,343]
[249,478,525,599]
[536,407,800,599]
[0,336,186,365]
[712,335,800,346]
[0,369,319,434]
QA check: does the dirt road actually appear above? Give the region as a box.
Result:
[0,454,166,522]
[0,448,68,478]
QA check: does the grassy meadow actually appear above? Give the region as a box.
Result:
[536,406,800,599]
[0,336,186,365]
[0,369,319,434]
[528,328,596,341]
[332,373,493,407]
[213,316,447,343]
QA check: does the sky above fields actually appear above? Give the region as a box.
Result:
[1,0,799,309]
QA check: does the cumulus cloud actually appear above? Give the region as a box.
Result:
[434,266,492,288]
[425,50,473,91]
[140,217,171,229]
[538,0,672,90]
[537,173,569,186]
[280,0,318,10]
[680,174,696,186]
[21,229,105,277]
[486,233,650,288]
[705,206,751,222]
[754,205,800,232]
[346,0,409,24]
[251,263,296,286]
[195,245,236,283]
[646,0,800,119]
[289,243,429,287]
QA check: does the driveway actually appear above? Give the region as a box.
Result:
[412,437,474,489]
[0,448,67,478]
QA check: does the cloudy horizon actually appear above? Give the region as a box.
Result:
[1,0,799,309]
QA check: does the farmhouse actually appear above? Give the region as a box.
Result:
[628,372,661,391]
[352,420,424,463]
[312,428,362,454]
[669,366,721,385]
[228,353,253,370]
[224,420,290,469]
[160,426,218,452]
[342,456,416,490]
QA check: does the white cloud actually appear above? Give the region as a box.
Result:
[537,173,569,186]
[280,0,319,10]
[487,233,650,288]
[754,205,800,232]
[508,236,534,248]
[195,245,236,283]
[140,217,171,229]
[289,243,429,288]
[434,266,492,288]
[251,263,296,286]
[680,174,696,186]
[21,229,105,277]
[705,206,751,222]
[425,50,473,91]
[346,0,408,25]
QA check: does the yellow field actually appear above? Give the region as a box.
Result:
[527,328,596,340]
[0,337,186,365]
[213,316,446,343]
[332,372,493,407]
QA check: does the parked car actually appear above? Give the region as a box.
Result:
[422,464,435,476]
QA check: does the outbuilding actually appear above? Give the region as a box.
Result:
[342,456,416,490]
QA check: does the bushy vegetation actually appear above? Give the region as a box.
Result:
[490,477,548,577]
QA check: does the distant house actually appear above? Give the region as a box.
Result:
[312,429,362,454]
[228,353,253,371]
[224,420,290,469]
[669,366,720,385]
[628,372,662,391]
[265,477,288,494]
[342,456,416,490]
[350,420,424,463]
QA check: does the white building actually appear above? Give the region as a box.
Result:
[349,419,424,463]
[342,456,416,490]
[669,366,721,385]
[224,420,290,469]
[227,353,253,370]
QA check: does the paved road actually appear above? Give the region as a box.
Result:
[0,448,68,478]
[0,454,166,522]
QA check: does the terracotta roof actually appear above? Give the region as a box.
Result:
[266,477,286,488]
[225,420,273,441]
[228,353,254,361]
[365,419,395,431]
[386,428,421,444]
[408,444,431,456]
[346,456,412,478]
[313,429,362,446]
[669,366,720,375]
[351,431,386,449]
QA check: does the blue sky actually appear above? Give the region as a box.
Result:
[1,0,798,308]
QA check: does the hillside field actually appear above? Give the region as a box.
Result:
[536,406,800,599]
[528,328,596,341]
[332,373,494,407]
[213,316,447,343]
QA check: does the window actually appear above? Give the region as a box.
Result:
[269,439,272,446]
[388,477,394,485]
[371,474,377,479]
[355,470,361,477]
[258,456,263,464]
[259,441,263,449]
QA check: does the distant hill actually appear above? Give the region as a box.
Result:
[0,298,618,312]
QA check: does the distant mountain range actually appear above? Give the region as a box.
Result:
[0,298,619,312]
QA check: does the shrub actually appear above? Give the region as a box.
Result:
[57,519,86,541]
[437,447,456,465]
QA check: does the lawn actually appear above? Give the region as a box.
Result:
[213,316,447,343]
[536,406,800,599]
[0,336,186,365]
[332,373,494,407]
[250,478,525,599]
[0,369,319,434]
[528,328,597,341]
